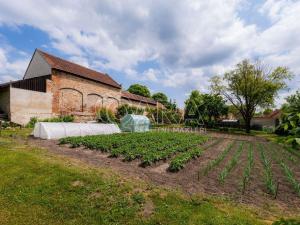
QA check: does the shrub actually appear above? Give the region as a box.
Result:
[96,108,117,123]
[251,124,263,131]
[116,104,144,119]
[26,117,38,128]
[26,115,74,128]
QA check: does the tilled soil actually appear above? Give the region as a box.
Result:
[29,132,300,214]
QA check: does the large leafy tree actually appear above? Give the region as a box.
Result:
[152,92,177,110]
[184,90,227,126]
[127,84,151,97]
[199,94,228,124]
[152,92,168,105]
[211,60,292,133]
[284,90,300,113]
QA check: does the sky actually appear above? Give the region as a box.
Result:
[0,0,299,108]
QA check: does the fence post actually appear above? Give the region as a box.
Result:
[274,182,280,199]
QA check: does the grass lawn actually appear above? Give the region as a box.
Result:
[0,128,295,225]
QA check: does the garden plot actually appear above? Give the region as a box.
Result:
[60,132,209,170]
[31,132,300,209]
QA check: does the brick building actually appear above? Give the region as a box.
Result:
[0,49,162,125]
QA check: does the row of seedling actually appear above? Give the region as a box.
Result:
[169,146,205,171]
[199,141,236,179]
[280,162,300,197]
[169,138,223,172]
[258,143,277,196]
[266,143,300,197]
[241,143,254,193]
[219,142,244,184]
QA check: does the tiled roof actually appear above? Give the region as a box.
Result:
[121,91,157,105]
[254,109,281,119]
[37,49,121,89]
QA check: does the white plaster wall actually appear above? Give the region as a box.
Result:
[10,87,53,125]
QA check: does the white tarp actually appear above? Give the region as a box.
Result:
[33,122,121,139]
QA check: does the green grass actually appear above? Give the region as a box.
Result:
[0,129,297,225]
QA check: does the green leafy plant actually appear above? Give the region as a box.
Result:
[60,132,208,170]
[96,107,117,123]
[116,104,144,119]
[272,218,300,225]
[26,115,74,128]
[168,147,204,172]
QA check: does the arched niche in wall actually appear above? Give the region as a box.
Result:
[87,93,103,113]
[105,97,119,112]
[59,88,83,113]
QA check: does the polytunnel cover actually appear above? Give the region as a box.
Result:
[120,114,150,132]
[33,122,121,139]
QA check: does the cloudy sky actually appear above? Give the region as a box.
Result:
[0,0,299,108]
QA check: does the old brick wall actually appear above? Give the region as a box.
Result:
[49,70,122,116]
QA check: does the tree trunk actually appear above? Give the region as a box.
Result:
[245,117,251,133]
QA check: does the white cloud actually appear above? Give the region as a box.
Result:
[0,0,299,107]
[0,47,29,83]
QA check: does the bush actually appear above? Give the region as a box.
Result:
[26,117,38,128]
[96,108,117,123]
[26,115,74,128]
[116,104,144,119]
[148,108,183,125]
[262,126,274,133]
[251,124,263,131]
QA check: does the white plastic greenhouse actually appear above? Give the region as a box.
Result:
[120,114,150,132]
[33,122,121,139]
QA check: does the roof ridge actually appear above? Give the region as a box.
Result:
[122,90,156,101]
[37,49,108,76]
[36,49,121,89]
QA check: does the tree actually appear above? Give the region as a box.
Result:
[184,90,228,127]
[184,90,202,124]
[199,94,228,125]
[152,92,168,105]
[228,105,241,118]
[211,59,292,133]
[276,91,300,148]
[285,90,300,113]
[263,108,273,116]
[128,84,151,97]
